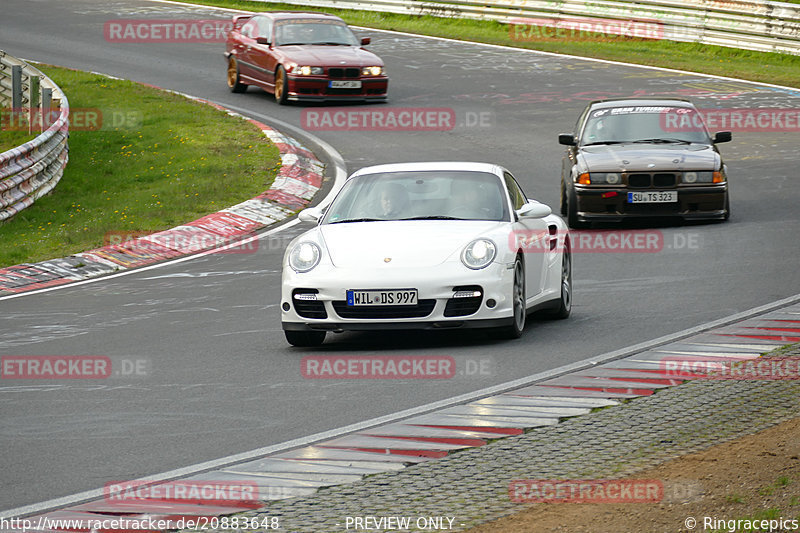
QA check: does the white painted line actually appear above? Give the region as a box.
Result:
[653,350,764,358]
[691,343,790,351]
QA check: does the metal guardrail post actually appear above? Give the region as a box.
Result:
[11,65,22,110]
[29,75,40,134]
[41,87,52,133]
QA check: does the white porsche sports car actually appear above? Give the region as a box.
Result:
[280,162,572,346]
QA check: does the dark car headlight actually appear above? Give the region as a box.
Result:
[683,171,724,184]
[588,172,621,184]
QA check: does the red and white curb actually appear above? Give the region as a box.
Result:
[5,300,798,528]
[0,87,323,295]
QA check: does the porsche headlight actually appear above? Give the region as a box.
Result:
[461,239,497,270]
[361,66,383,76]
[288,242,321,272]
[293,65,324,75]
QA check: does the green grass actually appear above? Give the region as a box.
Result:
[0,126,37,153]
[0,65,281,268]
[177,0,800,89]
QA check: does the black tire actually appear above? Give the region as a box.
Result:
[541,242,572,319]
[560,182,567,216]
[226,57,247,93]
[566,187,587,229]
[274,65,288,105]
[285,330,326,347]
[496,256,526,339]
[722,192,730,221]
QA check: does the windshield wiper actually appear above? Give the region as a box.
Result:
[582,141,628,146]
[400,215,465,221]
[276,42,306,46]
[314,42,349,46]
[328,218,380,224]
[632,138,693,144]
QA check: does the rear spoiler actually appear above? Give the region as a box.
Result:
[232,14,253,31]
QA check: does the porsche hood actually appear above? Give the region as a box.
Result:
[314,220,504,268]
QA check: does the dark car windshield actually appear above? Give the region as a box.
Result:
[580,106,713,146]
[274,20,360,46]
[322,171,510,224]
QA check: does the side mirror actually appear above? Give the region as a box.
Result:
[713,131,732,143]
[256,36,270,45]
[558,133,576,146]
[298,207,323,223]
[517,201,552,219]
[361,37,371,45]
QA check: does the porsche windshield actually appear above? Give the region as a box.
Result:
[274,20,359,46]
[581,106,713,146]
[322,171,510,224]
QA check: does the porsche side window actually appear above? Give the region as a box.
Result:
[504,173,526,210]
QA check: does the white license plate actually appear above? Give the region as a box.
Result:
[627,191,678,203]
[329,80,362,89]
[347,289,418,306]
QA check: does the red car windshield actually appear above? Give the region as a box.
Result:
[274,20,359,46]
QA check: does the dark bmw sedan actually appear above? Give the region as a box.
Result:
[558,98,732,228]
[225,12,388,104]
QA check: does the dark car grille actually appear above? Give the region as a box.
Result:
[328,67,360,78]
[653,173,677,187]
[627,173,677,188]
[444,286,483,317]
[292,289,327,319]
[627,174,651,188]
[332,300,436,319]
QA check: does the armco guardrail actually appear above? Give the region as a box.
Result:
[248,0,800,55]
[0,50,69,222]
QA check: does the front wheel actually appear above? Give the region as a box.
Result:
[227,57,247,93]
[542,243,572,319]
[285,330,326,347]
[274,66,288,105]
[496,256,526,339]
[566,187,587,229]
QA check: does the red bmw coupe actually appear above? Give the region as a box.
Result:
[225,12,388,104]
